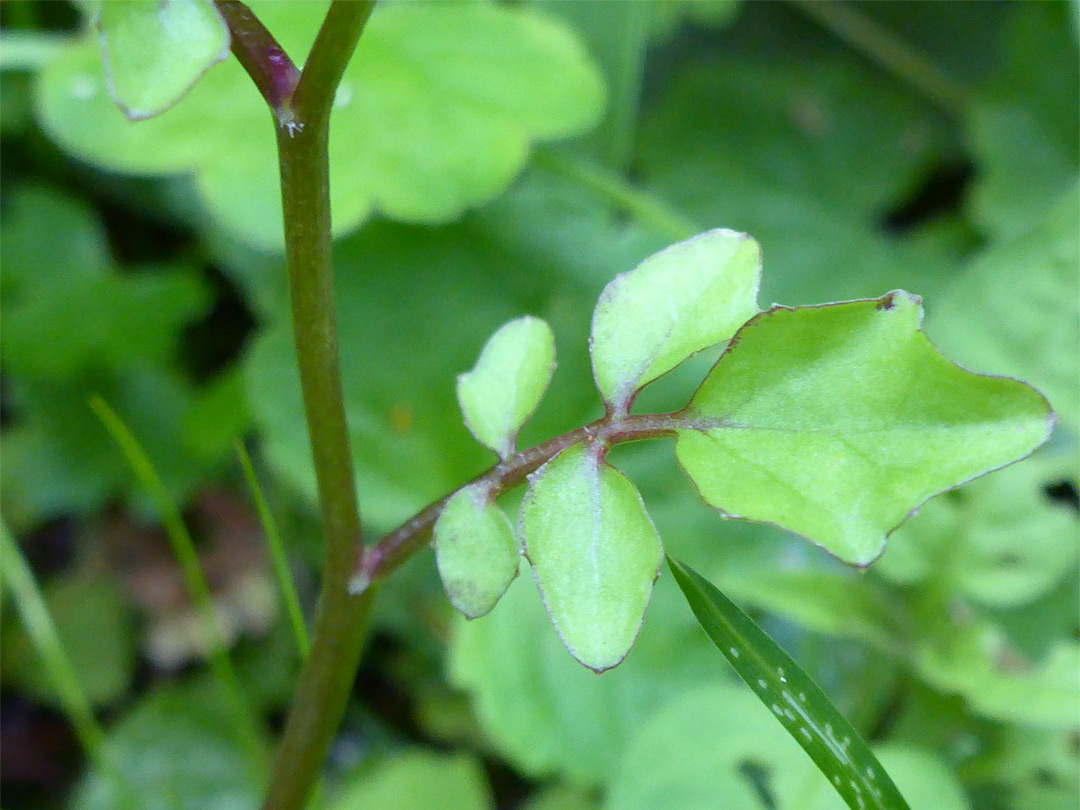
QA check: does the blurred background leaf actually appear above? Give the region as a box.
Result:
[1,2,1075,808]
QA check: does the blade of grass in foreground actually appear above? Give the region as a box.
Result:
[668,556,910,810]
[236,441,310,659]
[90,396,265,767]
[0,521,140,809]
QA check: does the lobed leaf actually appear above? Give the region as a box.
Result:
[435,484,520,620]
[590,229,761,413]
[37,1,605,248]
[675,291,1054,566]
[520,443,663,672]
[457,316,556,459]
[96,0,229,120]
[668,557,911,810]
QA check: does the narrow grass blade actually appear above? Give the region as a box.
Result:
[668,556,910,810]
[236,441,310,659]
[1,521,105,754]
[90,396,265,765]
[0,521,140,809]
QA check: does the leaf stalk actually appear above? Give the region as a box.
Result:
[356,411,685,587]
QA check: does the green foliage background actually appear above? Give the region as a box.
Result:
[1,2,1077,809]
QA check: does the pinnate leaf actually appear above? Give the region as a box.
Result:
[96,0,229,120]
[675,291,1053,566]
[435,485,519,620]
[457,316,555,459]
[520,443,663,672]
[591,229,761,413]
[668,558,910,810]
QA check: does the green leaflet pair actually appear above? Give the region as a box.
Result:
[434,229,1052,674]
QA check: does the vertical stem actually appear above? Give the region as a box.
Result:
[216,3,378,809]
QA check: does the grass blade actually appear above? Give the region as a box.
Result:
[236,441,310,659]
[668,556,910,810]
[90,396,265,766]
[0,521,141,809]
[1,520,106,754]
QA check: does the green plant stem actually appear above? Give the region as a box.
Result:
[237,442,310,659]
[791,0,968,118]
[534,148,699,242]
[356,411,688,587]
[217,3,378,809]
[91,397,265,768]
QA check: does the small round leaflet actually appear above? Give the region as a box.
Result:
[435,484,519,620]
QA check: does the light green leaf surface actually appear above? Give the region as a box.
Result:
[37,1,604,247]
[72,681,263,810]
[0,31,72,72]
[435,485,519,620]
[929,181,1080,434]
[96,0,229,120]
[668,558,909,810]
[590,229,761,412]
[606,683,967,810]
[332,751,493,810]
[1,573,134,707]
[675,291,1053,566]
[520,443,664,671]
[457,315,556,458]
